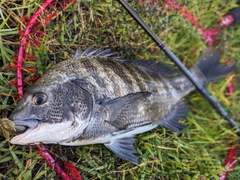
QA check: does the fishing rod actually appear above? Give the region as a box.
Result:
[117,0,240,136]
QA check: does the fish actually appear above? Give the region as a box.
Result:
[9,46,236,165]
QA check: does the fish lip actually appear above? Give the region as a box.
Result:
[13,119,39,133]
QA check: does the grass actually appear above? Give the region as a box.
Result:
[0,0,240,179]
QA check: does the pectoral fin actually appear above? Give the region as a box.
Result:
[103,92,152,130]
[104,136,139,165]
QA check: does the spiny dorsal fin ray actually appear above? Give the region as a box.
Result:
[74,46,120,58]
[104,136,139,165]
[160,100,188,132]
[74,47,179,77]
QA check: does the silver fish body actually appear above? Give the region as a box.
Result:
[9,47,236,164]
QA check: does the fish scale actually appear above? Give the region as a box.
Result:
[9,46,236,165]
[121,62,150,91]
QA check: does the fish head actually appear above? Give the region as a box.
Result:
[9,80,93,145]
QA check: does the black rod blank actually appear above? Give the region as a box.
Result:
[117,0,240,135]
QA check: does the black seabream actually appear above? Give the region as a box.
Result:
[9,47,236,164]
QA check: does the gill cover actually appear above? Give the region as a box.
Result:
[10,80,93,144]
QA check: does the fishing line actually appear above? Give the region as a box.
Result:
[118,0,240,136]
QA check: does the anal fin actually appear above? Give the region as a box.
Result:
[104,136,139,165]
[160,100,188,132]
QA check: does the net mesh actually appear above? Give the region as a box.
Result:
[0,0,240,179]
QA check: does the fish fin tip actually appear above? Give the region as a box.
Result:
[73,48,82,57]
[105,136,139,165]
[160,100,188,132]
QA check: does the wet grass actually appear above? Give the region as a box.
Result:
[0,0,240,179]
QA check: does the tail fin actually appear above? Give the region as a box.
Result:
[190,47,236,85]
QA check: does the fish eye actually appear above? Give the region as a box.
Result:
[33,93,47,105]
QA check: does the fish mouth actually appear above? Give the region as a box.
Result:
[13,119,39,134]
[10,119,40,145]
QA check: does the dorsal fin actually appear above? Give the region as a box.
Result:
[123,60,179,77]
[73,46,120,59]
[74,46,179,77]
